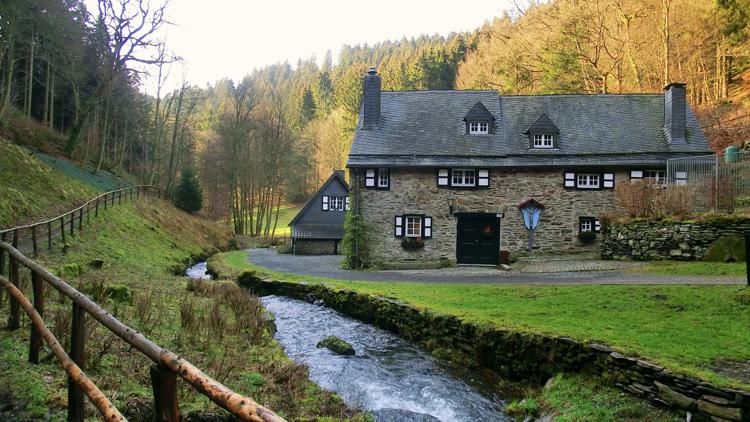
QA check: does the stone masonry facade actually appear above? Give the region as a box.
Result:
[356,168,628,265]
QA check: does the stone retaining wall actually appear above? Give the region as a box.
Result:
[601,217,750,261]
[239,273,750,421]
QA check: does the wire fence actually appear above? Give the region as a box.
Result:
[666,150,750,213]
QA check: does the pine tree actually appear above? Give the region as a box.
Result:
[174,167,203,214]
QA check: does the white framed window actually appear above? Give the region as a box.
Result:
[469,121,489,134]
[579,217,600,233]
[405,216,422,238]
[533,133,554,148]
[365,168,389,189]
[329,196,345,211]
[378,168,389,188]
[675,171,688,186]
[576,174,600,189]
[451,169,476,187]
[644,170,667,185]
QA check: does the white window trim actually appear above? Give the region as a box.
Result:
[405,216,423,238]
[451,169,476,187]
[532,133,555,149]
[329,196,345,211]
[580,220,593,232]
[469,121,489,135]
[576,174,600,189]
[377,168,389,188]
[579,217,601,233]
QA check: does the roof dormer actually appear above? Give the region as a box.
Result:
[464,101,495,135]
[525,113,560,149]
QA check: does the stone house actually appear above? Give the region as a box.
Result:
[346,68,712,267]
[289,171,349,255]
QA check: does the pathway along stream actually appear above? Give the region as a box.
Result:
[262,295,510,422]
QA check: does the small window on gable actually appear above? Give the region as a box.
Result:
[533,133,554,148]
[469,121,489,135]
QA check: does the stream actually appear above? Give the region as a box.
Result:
[186,261,211,279]
[262,295,510,422]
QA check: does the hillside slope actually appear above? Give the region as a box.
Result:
[0,138,96,228]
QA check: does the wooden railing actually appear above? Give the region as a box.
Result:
[0,191,286,421]
[0,185,165,256]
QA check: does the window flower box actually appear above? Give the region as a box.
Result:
[401,237,425,251]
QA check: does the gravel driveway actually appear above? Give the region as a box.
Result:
[246,248,744,285]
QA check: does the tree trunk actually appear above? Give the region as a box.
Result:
[662,0,671,85]
[25,28,36,118]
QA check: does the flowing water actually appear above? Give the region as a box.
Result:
[262,295,510,422]
[185,261,211,279]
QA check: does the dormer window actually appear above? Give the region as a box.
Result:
[525,114,560,149]
[464,102,495,135]
[533,133,554,148]
[469,121,489,135]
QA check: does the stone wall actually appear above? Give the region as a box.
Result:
[355,168,627,265]
[240,273,750,421]
[293,239,339,255]
[602,217,750,260]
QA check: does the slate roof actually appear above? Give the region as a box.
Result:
[525,113,559,135]
[289,171,348,240]
[347,90,712,168]
[464,101,495,121]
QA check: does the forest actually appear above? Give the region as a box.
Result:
[0,0,748,236]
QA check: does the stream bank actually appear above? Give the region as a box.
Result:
[238,272,750,421]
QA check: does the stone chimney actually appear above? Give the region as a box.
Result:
[362,67,381,130]
[664,82,687,144]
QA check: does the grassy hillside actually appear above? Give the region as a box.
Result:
[0,199,364,420]
[0,138,96,228]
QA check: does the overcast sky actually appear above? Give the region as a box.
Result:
[87,0,512,92]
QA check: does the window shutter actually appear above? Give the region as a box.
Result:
[603,173,615,188]
[394,216,404,237]
[423,217,432,238]
[477,169,489,187]
[345,197,350,211]
[437,169,449,186]
[594,219,601,232]
[564,172,576,188]
[322,195,329,211]
[365,169,375,187]
[630,170,643,180]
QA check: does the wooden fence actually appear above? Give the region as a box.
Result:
[0,189,286,422]
[0,185,162,256]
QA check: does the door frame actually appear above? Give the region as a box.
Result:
[455,212,501,265]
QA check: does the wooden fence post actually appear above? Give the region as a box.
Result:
[31,226,38,257]
[60,216,66,245]
[0,232,7,277]
[150,364,180,422]
[8,230,20,329]
[86,203,90,224]
[118,190,122,205]
[111,192,115,207]
[47,221,53,251]
[69,212,74,236]
[68,302,86,422]
[136,186,140,199]
[29,271,44,364]
[130,187,134,201]
[78,208,83,230]
[104,194,108,211]
[95,197,100,217]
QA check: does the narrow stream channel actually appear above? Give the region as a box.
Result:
[262,295,510,422]
[186,261,211,279]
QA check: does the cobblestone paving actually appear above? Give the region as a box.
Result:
[246,248,743,285]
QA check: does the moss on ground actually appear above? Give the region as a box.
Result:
[0,138,96,227]
[0,200,367,420]
[214,250,750,390]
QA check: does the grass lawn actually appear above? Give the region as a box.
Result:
[271,203,302,237]
[213,250,750,390]
[634,260,747,277]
